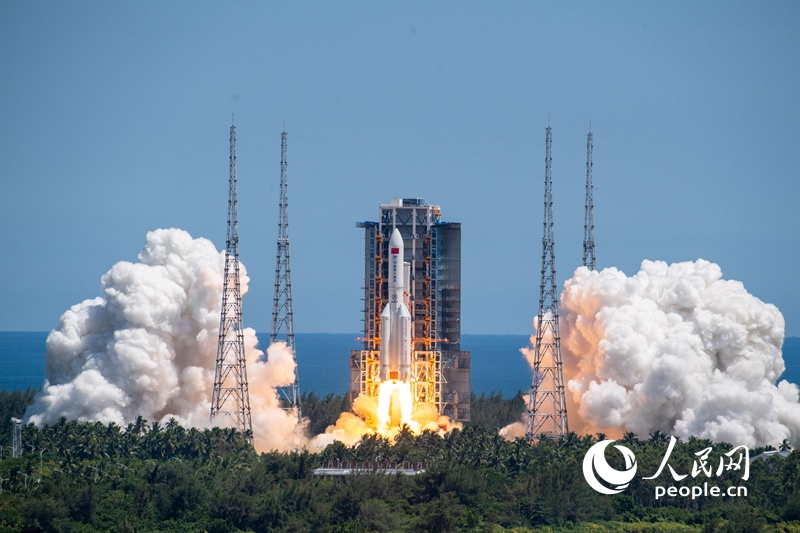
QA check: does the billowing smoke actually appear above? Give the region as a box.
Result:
[24,228,306,451]
[555,259,800,448]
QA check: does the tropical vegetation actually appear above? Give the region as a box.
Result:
[0,390,797,533]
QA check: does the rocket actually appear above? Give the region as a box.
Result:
[379,228,412,382]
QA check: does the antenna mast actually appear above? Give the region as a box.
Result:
[526,126,569,441]
[210,122,253,441]
[583,129,596,270]
[271,130,301,418]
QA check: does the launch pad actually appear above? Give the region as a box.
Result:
[351,198,470,424]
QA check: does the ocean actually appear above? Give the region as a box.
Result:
[2,332,799,397]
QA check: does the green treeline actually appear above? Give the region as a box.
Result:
[0,390,798,532]
[468,391,526,429]
[0,389,37,447]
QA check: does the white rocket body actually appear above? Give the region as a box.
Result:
[379,228,412,382]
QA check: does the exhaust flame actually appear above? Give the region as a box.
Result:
[376,381,415,433]
[310,384,460,450]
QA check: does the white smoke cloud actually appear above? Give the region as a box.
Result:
[24,228,306,452]
[558,259,800,448]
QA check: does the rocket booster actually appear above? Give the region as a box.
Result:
[379,228,412,382]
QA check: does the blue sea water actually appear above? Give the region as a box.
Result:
[2,332,799,397]
[0,332,48,391]
[271,333,535,396]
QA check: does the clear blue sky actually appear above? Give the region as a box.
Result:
[1,2,798,336]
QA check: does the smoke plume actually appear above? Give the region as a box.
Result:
[24,228,306,451]
[556,259,800,448]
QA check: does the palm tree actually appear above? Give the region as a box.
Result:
[648,430,668,446]
[353,433,386,462]
[622,431,640,448]
[416,430,443,454]
[506,439,531,474]
[561,431,581,449]
[132,416,148,437]
[60,450,79,475]
[780,439,792,452]
[105,422,121,457]
[321,440,347,462]
[184,427,205,460]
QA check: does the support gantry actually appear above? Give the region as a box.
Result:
[525,126,569,442]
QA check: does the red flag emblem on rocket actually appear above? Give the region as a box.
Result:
[391,248,400,254]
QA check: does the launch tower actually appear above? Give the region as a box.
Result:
[525,127,569,441]
[583,130,595,270]
[210,122,253,439]
[352,198,470,422]
[270,131,301,417]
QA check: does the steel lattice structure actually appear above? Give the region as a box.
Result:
[210,122,253,440]
[271,131,301,418]
[525,126,569,442]
[583,130,596,270]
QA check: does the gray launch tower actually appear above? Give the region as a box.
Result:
[270,131,301,417]
[351,198,471,422]
[583,130,595,270]
[210,122,253,439]
[525,127,569,441]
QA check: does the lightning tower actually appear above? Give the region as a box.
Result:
[271,131,301,417]
[210,121,253,439]
[583,129,595,270]
[525,126,569,441]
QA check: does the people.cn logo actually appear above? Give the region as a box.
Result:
[582,440,638,495]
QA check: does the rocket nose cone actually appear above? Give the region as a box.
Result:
[390,228,403,248]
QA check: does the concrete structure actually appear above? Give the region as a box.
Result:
[313,461,429,477]
[749,450,792,465]
[350,198,470,422]
[10,418,21,459]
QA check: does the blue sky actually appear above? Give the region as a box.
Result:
[1,2,798,336]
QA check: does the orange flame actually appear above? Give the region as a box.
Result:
[310,381,461,449]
